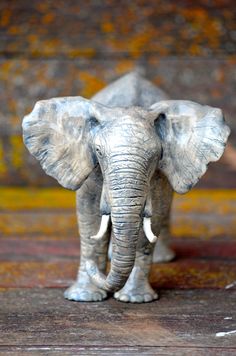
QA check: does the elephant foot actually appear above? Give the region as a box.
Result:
[64,281,107,302]
[114,282,158,303]
[114,266,158,303]
[152,239,175,263]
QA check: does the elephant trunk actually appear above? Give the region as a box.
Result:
[86,165,147,292]
[87,209,142,292]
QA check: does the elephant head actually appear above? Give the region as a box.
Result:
[22,96,230,292]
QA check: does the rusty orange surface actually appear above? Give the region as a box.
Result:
[1,187,236,211]
[0,188,236,239]
[0,258,235,290]
[0,1,235,58]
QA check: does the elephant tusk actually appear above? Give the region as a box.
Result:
[143,217,158,243]
[91,215,110,240]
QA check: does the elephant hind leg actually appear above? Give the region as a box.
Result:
[151,170,175,263]
[152,222,176,263]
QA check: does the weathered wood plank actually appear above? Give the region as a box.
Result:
[0,289,235,349]
[173,239,236,259]
[0,346,235,355]
[0,238,80,260]
[172,212,236,239]
[0,257,235,289]
[1,238,235,261]
[0,238,235,289]
[150,260,236,290]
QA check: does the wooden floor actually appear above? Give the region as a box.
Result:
[0,188,236,355]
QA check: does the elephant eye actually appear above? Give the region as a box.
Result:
[154,112,167,128]
[156,113,166,121]
[96,145,103,157]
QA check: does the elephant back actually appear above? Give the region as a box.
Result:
[92,71,169,109]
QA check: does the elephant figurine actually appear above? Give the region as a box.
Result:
[22,72,230,303]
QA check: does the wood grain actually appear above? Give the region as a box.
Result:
[0,289,235,351]
[1,238,236,260]
[0,346,236,356]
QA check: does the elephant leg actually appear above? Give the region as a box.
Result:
[64,169,109,302]
[151,170,176,263]
[152,211,176,263]
[114,231,158,303]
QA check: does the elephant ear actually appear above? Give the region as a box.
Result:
[22,97,101,190]
[151,100,230,194]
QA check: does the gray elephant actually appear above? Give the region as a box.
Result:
[22,72,230,303]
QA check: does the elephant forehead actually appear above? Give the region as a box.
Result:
[102,121,155,146]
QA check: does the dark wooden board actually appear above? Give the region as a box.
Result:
[1,238,236,261]
[0,347,235,356]
[0,289,235,354]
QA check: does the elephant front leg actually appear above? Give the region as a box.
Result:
[64,173,109,302]
[114,233,158,303]
[64,234,109,302]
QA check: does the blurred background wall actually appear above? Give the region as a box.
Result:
[0,0,235,187]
